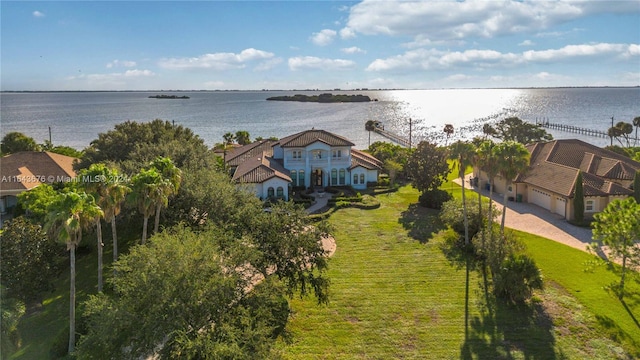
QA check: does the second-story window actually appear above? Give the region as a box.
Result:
[313,150,322,160]
[332,150,342,158]
[292,150,302,159]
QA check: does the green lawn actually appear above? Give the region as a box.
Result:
[276,185,640,359]
[9,181,640,359]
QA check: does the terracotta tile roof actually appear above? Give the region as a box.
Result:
[1,151,78,193]
[350,149,383,170]
[276,129,355,148]
[519,139,639,198]
[231,151,291,184]
[226,140,275,167]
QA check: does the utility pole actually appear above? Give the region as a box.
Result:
[49,126,52,144]
[408,118,412,149]
[610,116,614,146]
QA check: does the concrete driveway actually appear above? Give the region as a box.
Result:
[456,178,594,254]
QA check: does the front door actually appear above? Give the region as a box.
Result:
[313,169,323,187]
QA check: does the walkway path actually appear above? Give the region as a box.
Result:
[454,178,594,254]
[305,191,332,214]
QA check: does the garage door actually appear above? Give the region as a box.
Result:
[530,188,551,210]
[555,197,566,217]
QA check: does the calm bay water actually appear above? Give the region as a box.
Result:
[1,88,638,150]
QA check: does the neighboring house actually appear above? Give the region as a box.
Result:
[475,139,640,220]
[0,151,78,214]
[225,129,382,200]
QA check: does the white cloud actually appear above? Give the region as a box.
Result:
[535,71,552,80]
[341,46,366,54]
[123,69,154,77]
[522,43,636,62]
[65,69,156,89]
[74,69,154,81]
[106,59,137,68]
[310,29,337,46]
[203,80,225,89]
[446,74,475,82]
[519,40,535,47]
[254,58,283,71]
[159,48,275,70]
[342,0,637,43]
[340,27,356,39]
[33,10,45,18]
[367,43,639,72]
[288,56,356,71]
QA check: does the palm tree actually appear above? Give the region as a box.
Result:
[77,164,130,280]
[476,140,498,242]
[235,130,251,145]
[448,140,475,245]
[128,168,164,244]
[482,123,496,140]
[149,157,182,234]
[443,124,454,145]
[493,141,530,235]
[77,165,105,292]
[45,190,102,354]
[365,120,377,147]
[633,116,640,146]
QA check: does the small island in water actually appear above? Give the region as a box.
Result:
[149,94,190,99]
[266,93,373,103]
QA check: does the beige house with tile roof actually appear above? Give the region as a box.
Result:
[0,151,78,213]
[226,130,382,201]
[475,139,640,220]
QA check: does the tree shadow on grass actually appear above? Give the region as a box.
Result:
[594,291,640,357]
[461,292,561,360]
[442,241,561,360]
[398,203,445,243]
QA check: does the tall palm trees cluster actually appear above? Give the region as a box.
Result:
[448,138,531,247]
[35,156,181,354]
[447,138,539,303]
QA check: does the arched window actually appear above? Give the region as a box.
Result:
[331,169,337,185]
[360,174,365,185]
[276,187,284,198]
[339,169,346,185]
[353,173,358,184]
[290,170,297,186]
[298,170,305,187]
[267,187,275,197]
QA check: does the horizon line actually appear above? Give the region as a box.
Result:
[2,85,639,93]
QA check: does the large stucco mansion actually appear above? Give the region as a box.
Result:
[225,129,382,201]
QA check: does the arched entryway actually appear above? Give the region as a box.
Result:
[312,169,323,188]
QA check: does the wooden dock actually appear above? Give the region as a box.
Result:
[538,121,609,138]
[373,127,410,147]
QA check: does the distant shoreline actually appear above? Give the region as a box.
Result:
[266,93,373,103]
[2,86,639,93]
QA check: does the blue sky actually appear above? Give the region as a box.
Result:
[2,0,639,90]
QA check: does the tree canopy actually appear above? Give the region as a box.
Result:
[592,197,640,299]
[0,218,63,304]
[76,226,290,359]
[486,117,553,144]
[406,141,450,194]
[1,132,40,154]
[77,119,212,174]
[76,199,330,358]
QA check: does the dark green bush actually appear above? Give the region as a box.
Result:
[493,254,543,304]
[418,189,452,209]
[440,197,492,240]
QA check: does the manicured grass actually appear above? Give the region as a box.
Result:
[277,185,640,359]
[517,230,640,354]
[10,181,640,359]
